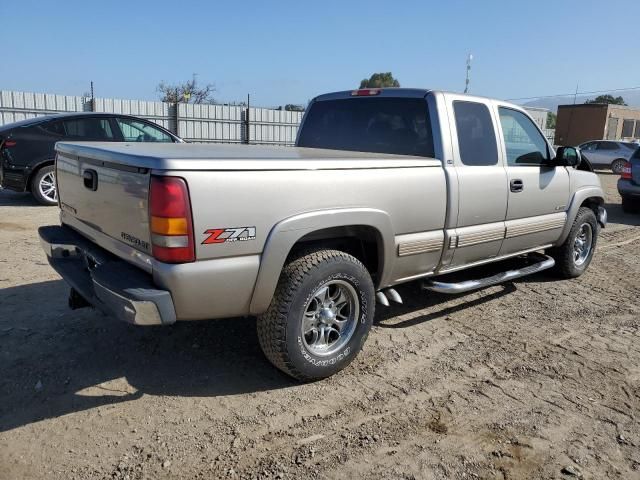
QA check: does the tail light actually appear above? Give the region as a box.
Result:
[149,176,195,263]
[351,88,382,96]
[1,139,16,148]
[621,161,632,179]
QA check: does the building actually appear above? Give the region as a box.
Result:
[523,106,549,130]
[554,103,640,146]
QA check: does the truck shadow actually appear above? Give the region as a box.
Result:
[0,280,296,433]
[605,202,640,227]
[375,282,517,329]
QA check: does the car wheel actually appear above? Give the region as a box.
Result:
[622,196,639,213]
[31,165,58,206]
[548,207,598,279]
[257,249,375,381]
[611,158,627,174]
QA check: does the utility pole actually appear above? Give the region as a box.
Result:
[464,54,473,94]
[566,83,579,144]
[246,93,251,144]
[90,80,95,111]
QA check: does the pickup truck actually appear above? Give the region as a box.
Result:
[39,88,607,381]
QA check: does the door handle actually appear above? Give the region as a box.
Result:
[510,179,524,192]
[83,169,98,191]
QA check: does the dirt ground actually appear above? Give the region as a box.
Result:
[0,172,639,480]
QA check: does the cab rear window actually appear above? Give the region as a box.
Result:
[297,97,434,157]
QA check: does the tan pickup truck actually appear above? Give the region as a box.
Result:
[39,88,607,380]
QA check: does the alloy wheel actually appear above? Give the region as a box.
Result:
[302,280,359,356]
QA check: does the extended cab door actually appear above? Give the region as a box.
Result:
[495,106,570,256]
[443,95,508,269]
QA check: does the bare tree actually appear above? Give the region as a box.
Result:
[157,76,216,104]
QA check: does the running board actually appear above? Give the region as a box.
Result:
[422,253,555,294]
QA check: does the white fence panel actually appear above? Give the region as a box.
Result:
[248,107,302,145]
[0,91,84,121]
[0,90,304,145]
[177,103,244,143]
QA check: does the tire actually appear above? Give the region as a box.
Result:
[31,165,57,206]
[622,196,639,214]
[547,207,598,279]
[257,249,375,381]
[611,158,626,174]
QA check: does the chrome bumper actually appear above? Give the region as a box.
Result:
[39,225,176,326]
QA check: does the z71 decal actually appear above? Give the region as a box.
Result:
[202,227,256,244]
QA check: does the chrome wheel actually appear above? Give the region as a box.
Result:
[611,159,626,174]
[302,280,359,357]
[38,172,57,202]
[573,223,593,266]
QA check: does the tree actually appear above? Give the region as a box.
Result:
[284,104,305,112]
[585,94,626,106]
[546,112,557,129]
[157,76,215,104]
[359,72,400,89]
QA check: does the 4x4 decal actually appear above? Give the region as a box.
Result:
[202,227,256,244]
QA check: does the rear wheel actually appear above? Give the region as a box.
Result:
[31,165,57,206]
[611,158,626,174]
[257,249,375,381]
[548,207,598,278]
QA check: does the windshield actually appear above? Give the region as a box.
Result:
[297,97,434,157]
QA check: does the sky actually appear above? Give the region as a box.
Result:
[1,0,638,108]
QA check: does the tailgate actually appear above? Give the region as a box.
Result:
[56,147,152,255]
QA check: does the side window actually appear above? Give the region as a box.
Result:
[597,142,618,151]
[453,101,498,166]
[41,120,65,136]
[115,118,172,142]
[581,142,595,151]
[498,107,549,166]
[63,118,114,140]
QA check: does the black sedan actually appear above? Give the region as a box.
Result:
[0,112,183,205]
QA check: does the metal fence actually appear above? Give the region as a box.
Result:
[177,103,243,143]
[248,108,304,145]
[0,90,302,145]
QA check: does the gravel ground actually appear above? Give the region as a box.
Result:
[1,172,639,480]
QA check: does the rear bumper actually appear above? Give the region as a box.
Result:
[618,178,640,198]
[0,162,27,191]
[39,225,176,326]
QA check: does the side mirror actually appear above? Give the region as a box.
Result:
[555,146,582,167]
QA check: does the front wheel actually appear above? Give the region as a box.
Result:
[257,249,375,381]
[547,207,598,278]
[31,165,57,206]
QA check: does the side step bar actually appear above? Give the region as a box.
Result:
[422,253,555,294]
